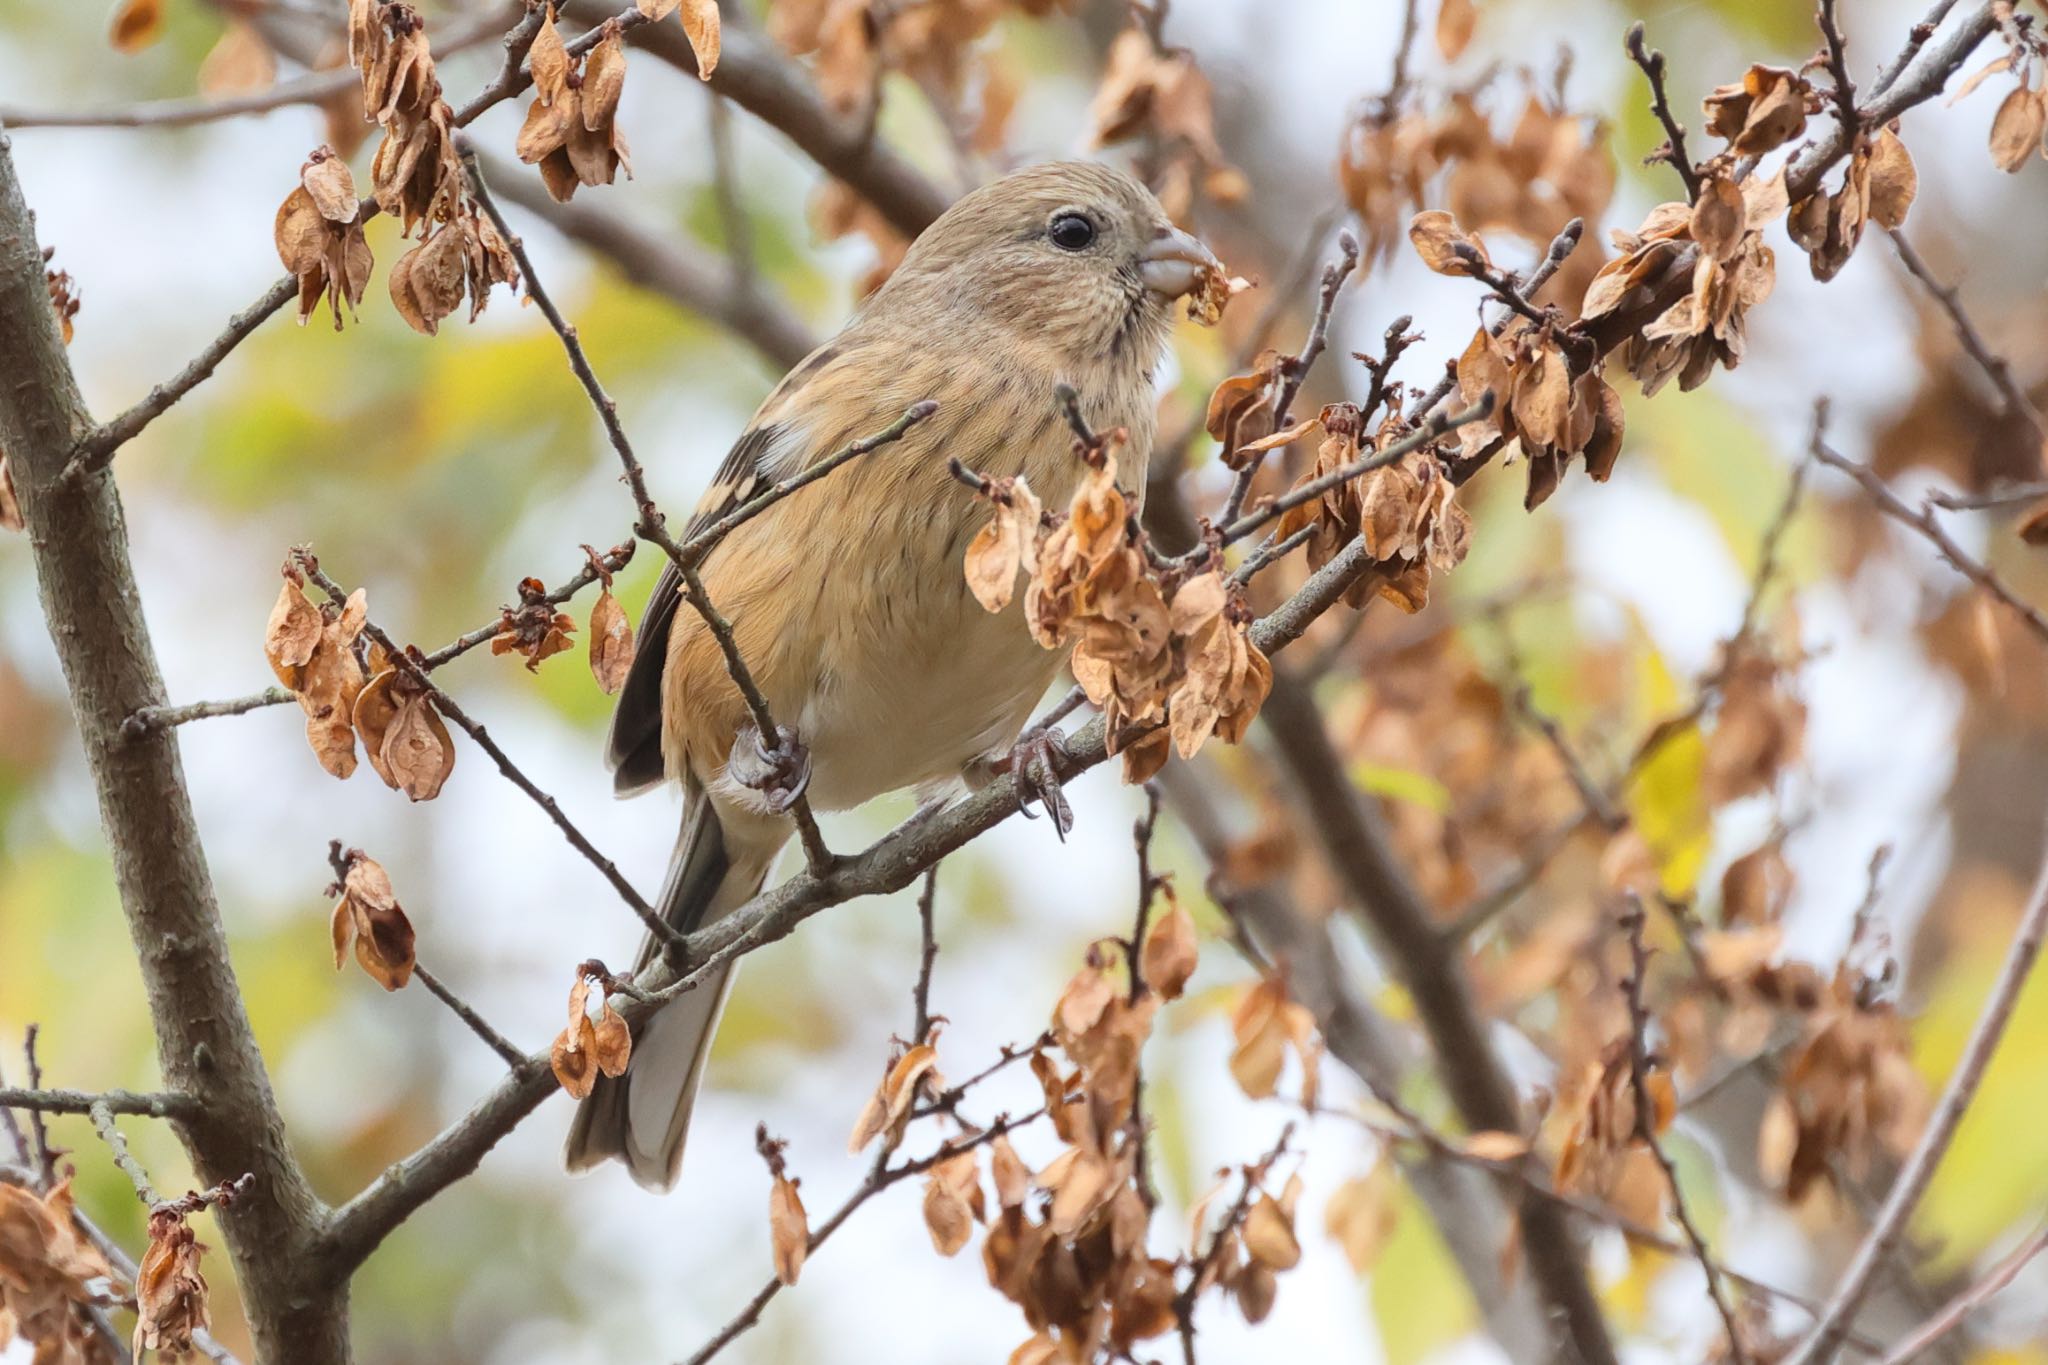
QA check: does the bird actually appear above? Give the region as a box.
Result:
[564,160,1222,1189]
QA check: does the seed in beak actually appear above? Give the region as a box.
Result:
[1138,224,1222,299]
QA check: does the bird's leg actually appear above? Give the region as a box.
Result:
[992,725,1073,840]
[727,722,812,814]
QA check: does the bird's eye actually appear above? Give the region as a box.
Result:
[1048,212,1096,251]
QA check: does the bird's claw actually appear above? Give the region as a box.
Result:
[730,723,812,814]
[1003,727,1073,840]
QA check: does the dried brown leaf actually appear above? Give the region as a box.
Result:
[108,0,163,52]
[530,6,570,107]
[1435,0,1477,61]
[1407,209,1489,276]
[1988,86,2045,174]
[1865,126,1917,228]
[1140,897,1198,1000]
[681,0,721,79]
[769,1173,808,1283]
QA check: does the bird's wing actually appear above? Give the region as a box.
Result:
[604,337,864,795]
[605,419,801,795]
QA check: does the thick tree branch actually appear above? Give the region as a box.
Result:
[1254,666,1620,1365]
[1156,762,1552,1362]
[631,21,951,239]
[0,131,347,1364]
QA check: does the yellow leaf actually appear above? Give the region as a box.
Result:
[1626,648,1709,899]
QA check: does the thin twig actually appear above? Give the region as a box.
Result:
[120,686,295,739]
[1441,812,1591,942]
[88,1101,160,1205]
[1383,0,1425,111]
[1878,1220,2048,1365]
[1214,395,1496,548]
[1226,524,1318,587]
[63,275,298,478]
[1218,232,1360,527]
[414,965,533,1072]
[0,1087,196,1120]
[123,541,636,736]
[907,1034,1050,1123]
[1812,437,2048,647]
[1618,900,1750,1363]
[294,552,681,953]
[417,539,636,669]
[1413,218,1584,421]
[1624,22,1702,199]
[449,6,649,127]
[0,67,360,129]
[1506,677,1624,833]
[1125,784,1164,1212]
[1784,820,2048,1364]
[1174,1123,1295,1358]
[0,6,509,130]
[1730,441,1814,657]
[678,401,938,567]
[1888,230,2047,444]
[1927,481,2048,512]
[1819,0,1862,132]
[910,865,940,1044]
[22,1027,54,1185]
[673,559,836,870]
[1870,0,1962,97]
[681,1106,1048,1365]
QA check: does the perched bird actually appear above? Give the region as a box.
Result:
[565,160,1222,1188]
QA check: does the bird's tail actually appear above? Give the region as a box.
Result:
[564,787,778,1190]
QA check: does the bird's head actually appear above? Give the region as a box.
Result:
[870,161,1222,367]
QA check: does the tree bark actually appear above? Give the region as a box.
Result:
[1156,763,1551,1363]
[1258,668,1618,1365]
[0,130,348,1364]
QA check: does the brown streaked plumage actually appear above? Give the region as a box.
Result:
[565,161,1220,1189]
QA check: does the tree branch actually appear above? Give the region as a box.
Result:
[1618,900,1749,1363]
[483,156,817,373]
[1812,438,2048,646]
[1786,820,2048,1363]
[293,553,681,953]
[1623,22,1701,199]
[413,965,535,1073]
[0,131,346,1362]
[1887,229,2047,444]
[0,1087,196,1120]
[630,20,951,239]
[1878,1220,2048,1365]
[1254,665,1621,1365]
[1156,762,1553,1362]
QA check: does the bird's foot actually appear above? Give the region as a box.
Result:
[728,723,812,814]
[998,726,1073,840]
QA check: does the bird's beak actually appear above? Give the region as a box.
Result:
[1138,225,1222,300]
